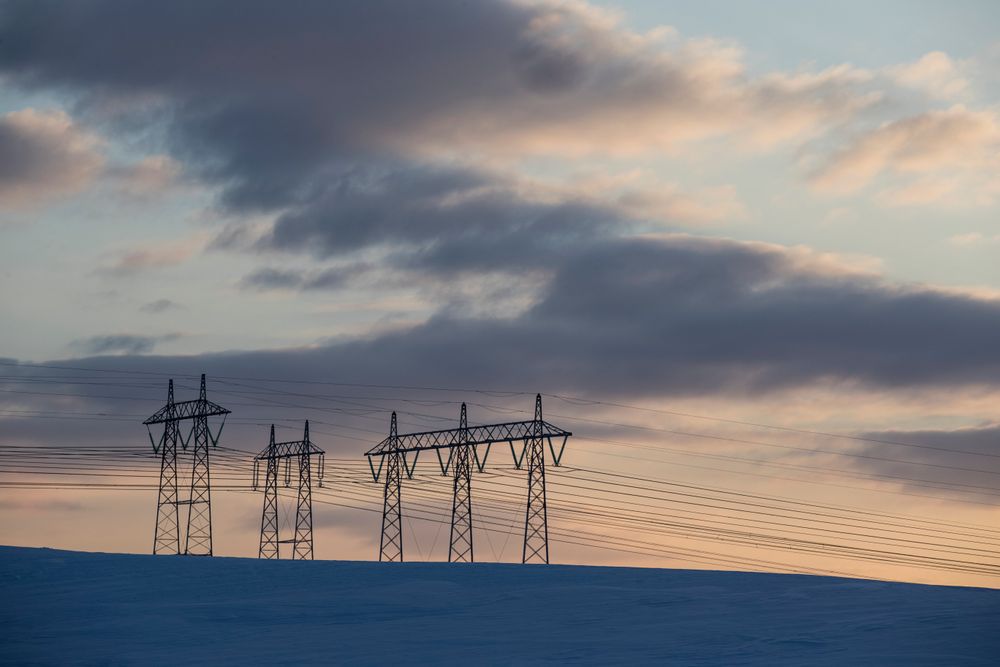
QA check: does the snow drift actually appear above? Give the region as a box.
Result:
[1,546,997,665]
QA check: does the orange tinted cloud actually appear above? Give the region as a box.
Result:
[810,106,1000,200]
[0,109,104,208]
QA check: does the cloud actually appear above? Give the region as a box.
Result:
[99,234,207,275]
[739,64,878,150]
[69,333,181,355]
[0,107,181,213]
[139,298,181,313]
[4,1,991,227]
[239,266,361,292]
[256,162,623,267]
[0,108,104,207]
[948,232,1000,247]
[853,424,1000,502]
[616,183,747,224]
[810,106,1000,197]
[0,0,882,216]
[35,235,1000,399]
[108,155,181,196]
[875,176,960,207]
[239,268,306,291]
[2,2,998,413]
[887,51,968,100]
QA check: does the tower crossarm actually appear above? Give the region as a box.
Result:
[365,419,571,456]
[254,440,325,460]
[143,399,230,425]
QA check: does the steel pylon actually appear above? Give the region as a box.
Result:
[379,412,404,562]
[364,393,571,565]
[185,375,213,556]
[523,394,549,564]
[153,380,180,555]
[258,425,280,559]
[294,422,315,560]
[449,403,474,563]
[144,374,229,557]
[252,421,324,560]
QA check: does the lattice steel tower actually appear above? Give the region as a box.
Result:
[449,403,474,562]
[366,394,570,564]
[253,421,325,560]
[144,374,229,556]
[522,394,549,564]
[150,380,180,554]
[379,412,405,562]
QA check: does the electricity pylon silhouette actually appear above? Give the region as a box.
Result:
[253,421,325,560]
[379,412,404,562]
[258,426,280,559]
[186,376,213,555]
[449,403,473,562]
[366,393,570,564]
[151,380,180,554]
[144,374,229,556]
[522,394,549,564]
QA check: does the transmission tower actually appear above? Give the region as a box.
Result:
[365,394,570,564]
[258,426,280,560]
[449,403,474,562]
[252,421,325,560]
[379,412,404,562]
[151,380,180,554]
[522,394,549,564]
[144,374,229,556]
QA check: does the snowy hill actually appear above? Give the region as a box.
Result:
[1,546,998,665]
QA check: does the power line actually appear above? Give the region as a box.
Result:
[3,460,996,580]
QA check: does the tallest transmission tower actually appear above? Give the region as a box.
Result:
[449,403,473,563]
[365,394,571,563]
[144,374,229,556]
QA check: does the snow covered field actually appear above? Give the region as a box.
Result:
[1,546,998,665]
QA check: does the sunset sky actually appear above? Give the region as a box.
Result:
[1,1,998,588]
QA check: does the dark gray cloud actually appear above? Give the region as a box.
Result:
[853,425,1000,502]
[3,2,997,486]
[527,238,1000,392]
[261,163,623,266]
[6,235,1000,479]
[0,0,870,214]
[38,236,1000,398]
[239,268,306,291]
[0,0,867,335]
[0,108,102,206]
[0,0,550,211]
[139,299,181,313]
[70,333,181,355]
[0,0,661,270]
[240,265,364,292]
[234,159,624,290]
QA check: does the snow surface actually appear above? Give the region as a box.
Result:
[1,546,998,665]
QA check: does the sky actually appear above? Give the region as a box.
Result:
[0,1,999,587]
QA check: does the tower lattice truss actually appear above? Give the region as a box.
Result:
[253,422,325,560]
[144,374,230,557]
[365,395,571,564]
